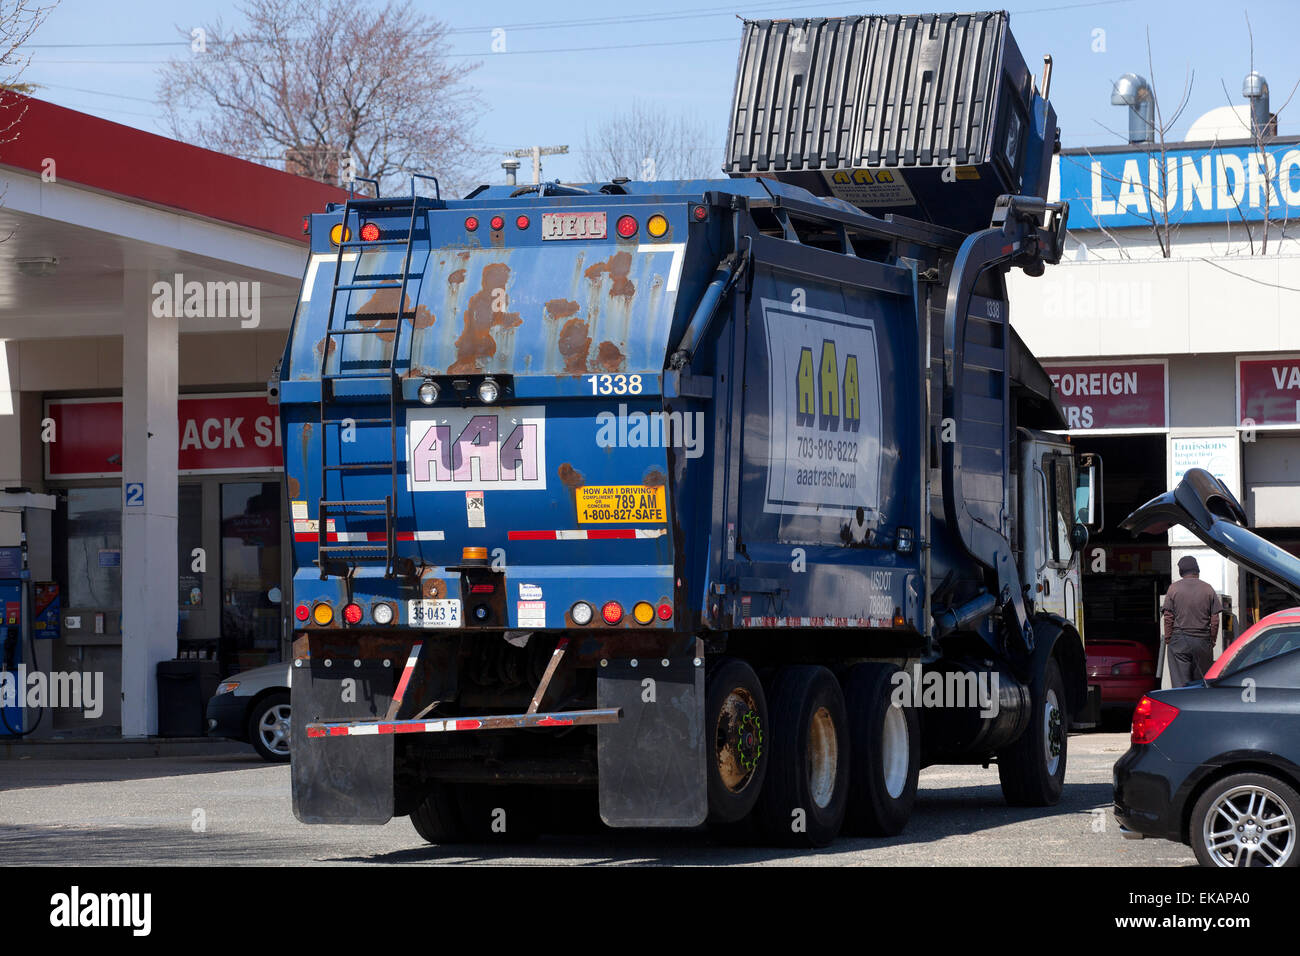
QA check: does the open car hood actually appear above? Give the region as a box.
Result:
[1120,467,1300,601]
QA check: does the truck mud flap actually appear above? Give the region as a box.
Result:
[596,655,706,828]
[291,659,396,824]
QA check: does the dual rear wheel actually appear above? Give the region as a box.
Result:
[705,659,919,847]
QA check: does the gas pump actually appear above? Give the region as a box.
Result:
[0,490,57,737]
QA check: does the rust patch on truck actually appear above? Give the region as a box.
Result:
[449,268,466,286]
[557,317,592,373]
[545,298,581,320]
[596,340,625,372]
[287,476,300,497]
[558,462,584,489]
[355,290,435,340]
[584,251,636,299]
[642,467,666,488]
[450,262,521,373]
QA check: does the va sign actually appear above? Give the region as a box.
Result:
[1059,141,1300,229]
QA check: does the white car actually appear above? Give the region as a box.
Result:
[205,662,292,761]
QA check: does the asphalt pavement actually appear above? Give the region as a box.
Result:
[0,731,1195,866]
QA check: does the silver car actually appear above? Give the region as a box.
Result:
[205,662,292,761]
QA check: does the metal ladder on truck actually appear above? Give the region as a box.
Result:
[316,174,440,579]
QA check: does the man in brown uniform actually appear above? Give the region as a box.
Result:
[1162,556,1223,687]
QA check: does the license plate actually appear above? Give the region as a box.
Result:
[541,211,607,241]
[408,599,461,628]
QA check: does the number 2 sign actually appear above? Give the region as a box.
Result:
[125,482,144,507]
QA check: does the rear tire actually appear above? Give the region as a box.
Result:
[455,784,542,843]
[998,658,1067,807]
[410,782,468,844]
[1189,773,1299,867]
[755,665,850,848]
[704,658,769,824]
[843,663,920,836]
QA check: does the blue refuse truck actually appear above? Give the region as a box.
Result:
[280,12,1101,846]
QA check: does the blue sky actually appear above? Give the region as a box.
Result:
[20,0,1300,186]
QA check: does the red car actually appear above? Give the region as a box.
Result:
[1206,606,1300,681]
[1087,638,1159,713]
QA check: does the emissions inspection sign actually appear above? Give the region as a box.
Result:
[576,485,666,524]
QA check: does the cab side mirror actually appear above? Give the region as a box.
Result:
[1075,452,1104,532]
[1070,522,1089,552]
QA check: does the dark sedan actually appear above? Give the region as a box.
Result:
[1113,468,1300,867]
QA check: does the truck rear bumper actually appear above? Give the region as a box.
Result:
[305,707,621,737]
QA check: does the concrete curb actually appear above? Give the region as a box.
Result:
[0,737,256,760]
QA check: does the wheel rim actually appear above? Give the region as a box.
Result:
[1203,784,1295,867]
[259,703,291,756]
[882,704,909,799]
[715,688,762,793]
[1042,688,1062,777]
[807,705,839,809]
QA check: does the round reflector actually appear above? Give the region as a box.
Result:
[646,214,669,238]
[312,602,334,626]
[615,215,637,238]
[602,601,624,625]
[328,223,351,245]
[516,215,530,230]
[294,604,310,622]
[343,603,363,625]
[465,216,479,232]
[490,215,505,231]
[633,601,655,625]
[656,602,673,621]
[692,204,708,221]
[571,601,594,625]
[359,222,380,241]
[372,603,394,625]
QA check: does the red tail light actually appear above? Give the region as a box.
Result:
[1131,696,1179,745]
[294,604,310,622]
[1112,660,1155,676]
[602,601,624,625]
[657,602,672,621]
[359,222,380,241]
[616,215,638,238]
[516,215,530,230]
[490,215,505,231]
[464,216,479,232]
[343,603,363,625]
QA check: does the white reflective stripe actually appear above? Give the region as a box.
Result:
[349,723,381,735]
[555,530,586,540]
[301,252,357,303]
[333,532,370,542]
[634,529,667,538]
[637,242,685,293]
[410,531,446,541]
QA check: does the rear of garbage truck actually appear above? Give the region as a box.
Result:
[282,11,1091,846]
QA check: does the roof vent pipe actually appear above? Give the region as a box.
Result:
[1243,71,1275,138]
[1111,73,1155,144]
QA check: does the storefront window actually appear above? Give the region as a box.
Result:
[221,482,282,670]
[64,487,122,609]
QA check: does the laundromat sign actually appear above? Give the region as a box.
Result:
[1043,361,1167,430]
[46,393,282,478]
[1059,141,1300,230]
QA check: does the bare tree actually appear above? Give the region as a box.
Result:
[0,0,58,150]
[1214,14,1300,255]
[581,100,721,183]
[157,0,483,195]
[1081,30,1196,259]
